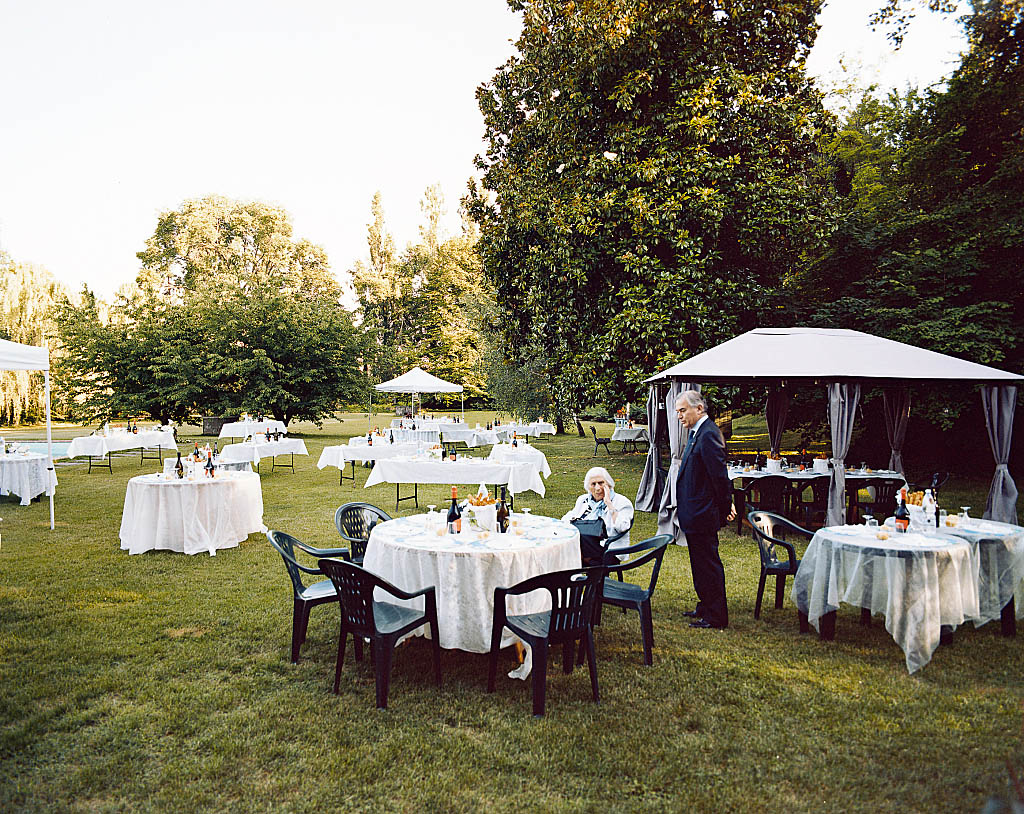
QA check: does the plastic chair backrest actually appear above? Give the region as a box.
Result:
[607,534,671,594]
[752,475,790,512]
[266,531,316,598]
[749,511,808,567]
[550,569,603,635]
[335,503,392,559]
[319,558,379,638]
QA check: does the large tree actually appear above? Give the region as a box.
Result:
[57,197,363,425]
[466,0,836,410]
[350,189,496,402]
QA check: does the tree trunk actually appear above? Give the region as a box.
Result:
[574,415,585,437]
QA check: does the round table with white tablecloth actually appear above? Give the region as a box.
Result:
[218,438,308,466]
[217,419,288,439]
[0,452,57,506]
[363,512,581,652]
[792,525,979,673]
[119,471,267,556]
[486,442,551,479]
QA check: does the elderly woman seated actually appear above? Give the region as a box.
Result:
[561,466,634,566]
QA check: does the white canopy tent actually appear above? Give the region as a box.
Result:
[0,338,55,529]
[638,328,1022,530]
[371,367,465,424]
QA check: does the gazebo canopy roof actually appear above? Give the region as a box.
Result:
[645,328,1023,386]
[374,366,463,393]
[0,338,49,371]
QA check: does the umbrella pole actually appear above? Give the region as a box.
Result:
[368,390,372,434]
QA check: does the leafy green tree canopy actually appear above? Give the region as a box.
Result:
[467,0,836,408]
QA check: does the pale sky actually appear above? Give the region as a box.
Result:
[0,1,967,300]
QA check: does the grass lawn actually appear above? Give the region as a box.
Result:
[1,412,1021,812]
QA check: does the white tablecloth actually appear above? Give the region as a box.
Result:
[391,428,441,444]
[898,515,1024,629]
[441,427,501,447]
[363,513,580,652]
[364,456,547,497]
[502,421,556,438]
[317,443,422,468]
[119,471,266,556]
[611,427,649,443]
[487,443,551,478]
[218,419,288,439]
[219,438,308,465]
[729,466,904,483]
[0,453,57,505]
[793,525,979,673]
[67,430,177,458]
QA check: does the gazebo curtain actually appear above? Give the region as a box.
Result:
[883,388,911,476]
[765,386,790,457]
[826,383,861,526]
[635,386,662,511]
[657,382,700,542]
[981,385,1019,524]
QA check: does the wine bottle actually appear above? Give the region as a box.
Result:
[205,453,214,478]
[213,442,218,459]
[389,430,394,444]
[496,487,509,534]
[447,486,461,534]
[175,451,184,479]
[193,442,200,461]
[894,487,911,533]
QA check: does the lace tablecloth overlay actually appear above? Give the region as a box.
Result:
[363,513,580,652]
[793,525,979,673]
[0,453,57,506]
[119,471,266,556]
[934,517,1024,628]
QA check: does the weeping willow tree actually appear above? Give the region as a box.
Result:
[0,251,66,425]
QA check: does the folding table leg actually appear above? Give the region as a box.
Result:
[1001,597,1016,637]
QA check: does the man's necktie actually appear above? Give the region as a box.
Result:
[681,429,696,461]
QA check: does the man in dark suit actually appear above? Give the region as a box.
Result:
[674,390,735,629]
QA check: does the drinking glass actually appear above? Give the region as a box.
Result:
[959,507,971,525]
[865,517,878,529]
[939,509,948,527]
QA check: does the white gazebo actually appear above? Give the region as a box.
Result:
[638,328,1022,533]
[0,338,56,529]
[371,367,464,422]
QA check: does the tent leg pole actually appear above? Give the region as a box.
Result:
[45,369,54,531]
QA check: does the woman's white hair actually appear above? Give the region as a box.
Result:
[584,466,614,491]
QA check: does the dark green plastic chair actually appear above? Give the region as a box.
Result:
[593,533,672,665]
[318,558,441,709]
[748,511,809,619]
[266,530,350,664]
[487,566,605,717]
[334,502,392,565]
